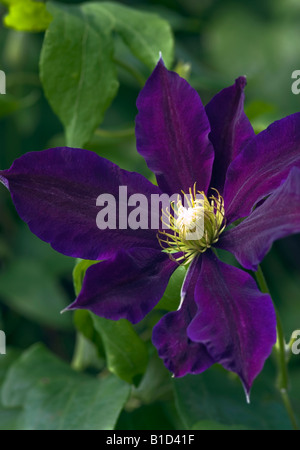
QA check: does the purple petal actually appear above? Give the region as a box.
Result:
[187,251,276,397]
[206,77,255,193]
[67,248,178,324]
[136,58,214,195]
[218,167,300,271]
[224,113,300,223]
[0,147,161,260]
[152,258,214,377]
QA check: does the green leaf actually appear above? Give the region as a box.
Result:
[91,315,148,385]
[97,2,174,69]
[116,402,176,430]
[191,421,250,430]
[40,1,174,147]
[71,332,104,372]
[1,344,130,430]
[0,405,20,430]
[40,1,119,147]
[1,345,72,408]
[0,259,72,330]
[73,309,103,354]
[73,309,106,366]
[0,349,21,386]
[155,265,186,311]
[0,349,22,430]
[133,350,172,404]
[73,261,106,362]
[73,259,98,297]
[174,366,293,430]
[73,259,148,384]
[2,0,52,32]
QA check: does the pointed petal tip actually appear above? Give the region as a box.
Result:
[60,305,74,315]
[156,53,166,69]
[0,172,9,189]
[235,76,247,89]
[136,50,214,195]
[242,382,251,404]
[187,253,276,404]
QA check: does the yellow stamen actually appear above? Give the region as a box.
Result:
[157,185,226,265]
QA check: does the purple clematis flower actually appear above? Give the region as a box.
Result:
[1,59,300,398]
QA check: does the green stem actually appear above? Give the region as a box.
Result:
[275,313,289,391]
[71,332,87,371]
[255,265,299,430]
[113,58,146,88]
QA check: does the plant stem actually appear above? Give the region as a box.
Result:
[71,332,87,371]
[255,265,299,430]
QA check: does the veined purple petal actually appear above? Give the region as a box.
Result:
[218,167,300,271]
[67,248,178,324]
[136,58,214,195]
[152,257,214,377]
[0,147,161,260]
[224,113,300,223]
[206,76,255,193]
[187,251,276,397]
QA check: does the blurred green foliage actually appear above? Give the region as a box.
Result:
[1,0,52,32]
[0,0,299,430]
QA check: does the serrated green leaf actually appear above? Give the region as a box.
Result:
[40,1,174,147]
[1,344,130,430]
[40,1,119,147]
[2,0,52,32]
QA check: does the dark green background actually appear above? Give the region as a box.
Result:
[0,0,299,430]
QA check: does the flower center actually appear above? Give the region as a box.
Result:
[158,185,226,265]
